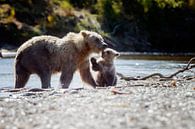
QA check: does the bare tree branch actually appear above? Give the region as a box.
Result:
[117,57,195,81]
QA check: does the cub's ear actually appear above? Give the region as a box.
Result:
[80,30,89,38]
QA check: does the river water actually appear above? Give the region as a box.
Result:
[0,58,189,89]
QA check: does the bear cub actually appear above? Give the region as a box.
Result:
[91,48,120,87]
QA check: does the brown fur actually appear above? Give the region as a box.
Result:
[14,30,107,88]
[91,48,120,87]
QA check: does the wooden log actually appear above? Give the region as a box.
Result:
[0,51,16,58]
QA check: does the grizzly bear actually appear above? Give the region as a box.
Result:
[14,30,107,88]
[90,48,120,87]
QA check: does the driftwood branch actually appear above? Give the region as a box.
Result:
[117,57,195,81]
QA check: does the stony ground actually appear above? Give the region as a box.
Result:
[0,78,195,129]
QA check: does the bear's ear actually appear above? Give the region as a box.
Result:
[81,30,89,38]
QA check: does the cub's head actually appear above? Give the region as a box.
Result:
[80,30,108,53]
[102,48,120,61]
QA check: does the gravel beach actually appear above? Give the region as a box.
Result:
[0,78,195,129]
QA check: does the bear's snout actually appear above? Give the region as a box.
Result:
[115,53,120,57]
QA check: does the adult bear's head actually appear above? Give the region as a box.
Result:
[80,30,108,53]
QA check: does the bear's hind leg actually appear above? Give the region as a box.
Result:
[15,70,30,88]
[60,72,74,89]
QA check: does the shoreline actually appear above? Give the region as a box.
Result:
[120,52,195,61]
[1,50,195,61]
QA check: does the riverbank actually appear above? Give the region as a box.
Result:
[0,78,194,129]
[1,50,195,61]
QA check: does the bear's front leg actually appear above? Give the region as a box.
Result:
[79,61,97,88]
[90,57,100,71]
[60,66,76,88]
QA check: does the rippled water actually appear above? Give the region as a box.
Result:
[0,58,188,88]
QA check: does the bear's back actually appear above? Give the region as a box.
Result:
[16,36,60,56]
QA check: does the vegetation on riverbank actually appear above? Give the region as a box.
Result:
[0,0,195,52]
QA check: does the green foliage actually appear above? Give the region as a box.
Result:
[75,10,101,32]
[69,0,97,8]
[52,0,73,10]
[137,0,152,12]
[188,0,195,9]
[94,0,123,31]
[138,0,185,12]
[0,0,195,52]
[0,4,15,23]
[154,0,184,8]
[95,0,122,16]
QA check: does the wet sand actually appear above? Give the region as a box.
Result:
[0,78,195,129]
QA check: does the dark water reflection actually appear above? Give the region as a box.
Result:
[0,58,190,88]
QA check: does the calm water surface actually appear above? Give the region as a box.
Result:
[0,58,188,88]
